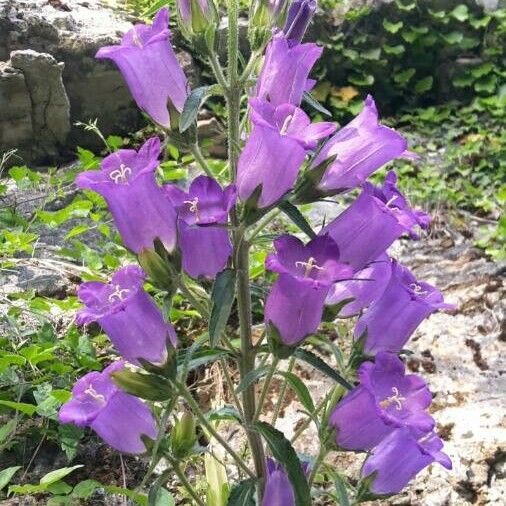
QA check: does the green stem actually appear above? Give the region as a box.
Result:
[175,380,255,479]
[271,357,295,425]
[253,357,279,422]
[167,456,206,506]
[208,52,228,90]
[239,50,262,85]
[248,208,282,242]
[291,390,332,443]
[219,357,244,418]
[190,142,214,178]
[308,446,328,487]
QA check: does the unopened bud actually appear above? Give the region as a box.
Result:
[170,411,198,458]
[284,0,317,43]
[176,0,218,40]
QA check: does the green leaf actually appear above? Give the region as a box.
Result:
[255,422,311,506]
[40,466,83,486]
[451,4,468,22]
[207,406,243,423]
[72,479,102,499]
[0,400,37,416]
[180,86,211,133]
[0,466,21,490]
[209,269,236,347]
[111,369,173,401]
[334,474,351,506]
[442,31,464,45]
[360,48,381,60]
[293,349,353,390]
[65,224,89,240]
[0,419,17,444]
[453,73,475,88]
[105,486,148,505]
[415,76,433,94]
[227,479,256,506]
[278,201,316,239]
[393,68,415,85]
[148,486,175,506]
[382,44,405,56]
[277,371,315,413]
[382,19,403,33]
[348,73,374,86]
[303,91,332,117]
[474,74,497,94]
[471,63,494,79]
[235,366,269,394]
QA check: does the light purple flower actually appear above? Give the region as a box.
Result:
[330,352,435,451]
[361,428,452,495]
[325,253,392,317]
[237,98,335,208]
[312,95,409,194]
[256,31,322,107]
[96,8,188,128]
[320,171,430,270]
[355,261,454,355]
[283,0,317,43]
[76,265,177,366]
[165,176,236,278]
[59,361,157,454]
[76,137,177,254]
[265,234,353,345]
[262,458,311,506]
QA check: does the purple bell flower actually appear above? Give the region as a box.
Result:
[355,261,454,355]
[96,8,188,128]
[59,361,157,454]
[165,176,236,278]
[325,253,392,317]
[312,95,409,194]
[238,98,335,208]
[329,352,435,451]
[256,31,322,107]
[361,428,452,496]
[76,265,177,366]
[262,458,311,506]
[76,137,177,254]
[320,171,430,270]
[265,234,353,346]
[283,0,317,43]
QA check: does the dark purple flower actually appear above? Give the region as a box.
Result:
[329,352,435,451]
[355,261,454,355]
[325,253,392,317]
[312,95,409,194]
[265,235,353,345]
[76,137,177,254]
[237,98,335,208]
[361,428,452,495]
[320,171,430,270]
[262,458,311,506]
[256,31,322,107]
[165,176,236,278]
[283,0,317,43]
[76,265,177,365]
[59,361,157,454]
[96,8,188,128]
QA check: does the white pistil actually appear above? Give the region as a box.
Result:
[132,27,143,48]
[84,385,106,403]
[109,164,132,184]
[108,285,130,303]
[184,197,201,222]
[410,283,428,297]
[279,114,293,136]
[295,257,325,277]
[379,387,406,411]
[385,195,398,208]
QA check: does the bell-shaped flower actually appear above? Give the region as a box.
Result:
[76,137,177,254]
[361,428,452,496]
[59,361,157,454]
[96,8,188,128]
[238,98,335,208]
[311,95,409,194]
[355,261,454,355]
[76,265,177,366]
[262,458,311,506]
[256,31,322,107]
[329,352,435,451]
[265,234,353,346]
[320,171,430,270]
[283,0,317,44]
[165,176,236,278]
[325,253,392,317]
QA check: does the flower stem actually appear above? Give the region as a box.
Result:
[271,357,295,425]
[291,389,333,443]
[253,357,279,422]
[308,446,328,487]
[248,208,282,242]
[190,142,214,178]
[174,379,255,479]
[219,357,244,418]
[167,456,206,506]
[208,52,228,91]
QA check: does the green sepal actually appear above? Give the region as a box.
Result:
[169,411,198,459]
[355,471,393,503]
[347,329,370,371]
[111,369,173,402]
[267,322,297,360]
[321,297,355,322]
[292,154,339,204]
[138,342,178,381]
[138,239,180,294]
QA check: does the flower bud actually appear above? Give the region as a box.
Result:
[176,0,218,39]
[284,0,317,43]
[170,411,198,458]
[249,1,288,51]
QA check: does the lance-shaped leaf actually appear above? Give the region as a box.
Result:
[276,370,315,413]
[209,269,236,347]
[227,479,256,506]
[303,91,332,117]
[180,85,212,133]
[278,200,316,239]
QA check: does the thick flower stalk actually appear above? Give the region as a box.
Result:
[76,265,177,366]
[96,8,188,128]
[76,137,177,254]
[59,361,157,454]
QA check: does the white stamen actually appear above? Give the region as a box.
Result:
[108,285,130,303]
[109,164,132,184]
[132,27,143,47]
[84,385,106,403]
[184,197,201,222]
[295,257,325,277]
[379,386,406,411]
[410,283,428,296]
[279,115,293,135]
[385,195,398,208]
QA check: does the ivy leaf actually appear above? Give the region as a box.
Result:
[442,31,464,45]
[393,68,416,85]
[209,269,236,347]
[278,201,316,239]
[415,76,434,94]
[227,479,256,506]
[451,4,469,22]
[382,19,403,33]
[255,422,311,506]
[180,86,211,133]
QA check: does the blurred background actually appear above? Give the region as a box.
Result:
[0,0,504,505]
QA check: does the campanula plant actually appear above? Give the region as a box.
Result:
[60,1,455,503]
